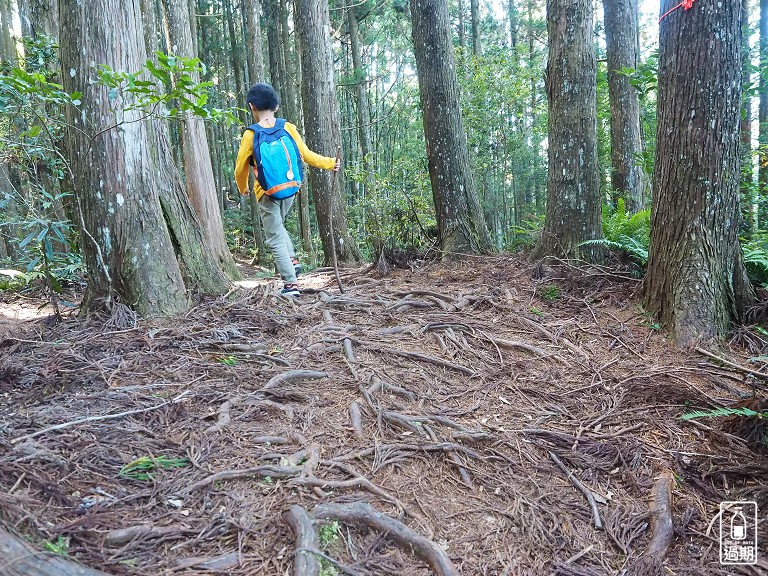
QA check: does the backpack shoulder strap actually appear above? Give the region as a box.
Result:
[246,123,262,133]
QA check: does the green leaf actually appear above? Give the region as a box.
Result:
[19,231,36,248]
[28,124,41,137]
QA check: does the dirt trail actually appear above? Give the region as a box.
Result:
[0,256,766,576]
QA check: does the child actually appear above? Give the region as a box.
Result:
[235,83,340,296]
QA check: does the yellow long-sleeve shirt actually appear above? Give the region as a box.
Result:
[235,121,336,200]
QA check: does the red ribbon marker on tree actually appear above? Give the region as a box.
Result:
[659,0,695,23]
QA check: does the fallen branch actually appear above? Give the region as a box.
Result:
[645,471,674,560]
[11,391,191,444]
[549,452,603,530]
[313,502,458,576]
[283,505,321,576]
[695,346,768,382]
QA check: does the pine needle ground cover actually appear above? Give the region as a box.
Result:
[0,256,766,575]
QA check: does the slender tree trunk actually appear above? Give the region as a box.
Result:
[293,0,312,256]
[470,0,480,56]
[264,0,283,93]
[458,0,465,51]
[348,2,373,205]
[509,0,517,49]
[162,0,239,278]
[759,0,768,228]
[0,0,16,60]
[244,0,265,83]
[59,0,229,316]
[532,0,602,261]
[603,0,647,212]
[742,0,755,233]
[410,0,492,257]
[296,0,360,265]
[644,0,753,346]
[223,0,245,105]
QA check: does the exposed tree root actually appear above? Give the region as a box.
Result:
[283,505,321,576]
[0,526,112,576]
[625,471,675,576]
[312,502,459,576]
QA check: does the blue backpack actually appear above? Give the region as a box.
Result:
[248,118,304,200]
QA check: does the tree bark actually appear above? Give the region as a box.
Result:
[508,0,517,49]
[0,526,113,576]
[59,0,229,316]
[162,0,240,279]
[264,0,283,93]
[644,0,754,346]
[603,0,647,212]
[410,0,491,257]
[532,0,602,261]
[296,0,361,265]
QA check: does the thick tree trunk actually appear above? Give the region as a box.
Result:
[603,0,647,212]
[410,0,492,257]
[532,0,602,261]
[0,0,16,61]
[59,0,229,316]
[296,0,361,265]
[644,0,753,346]
[162,0,239,279]
[0,526,112,576]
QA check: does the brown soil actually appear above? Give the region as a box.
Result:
[1,256,766,576]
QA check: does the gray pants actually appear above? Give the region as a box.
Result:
[259,195,297,283]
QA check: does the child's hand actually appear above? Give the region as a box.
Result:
[333,157,341,172]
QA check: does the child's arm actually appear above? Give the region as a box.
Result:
[286,123,338,171]
[234,131,255,195]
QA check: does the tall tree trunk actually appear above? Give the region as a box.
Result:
[223,0,245,108]
[760,0,768,229]
[742,0,755,233]
[244,0,265,83]
[293,0,312,256]
[532,0,602,261]
[296,0,360,265]
[59,0,229,316]
[348,2,373,206]
[264,0,283,93]
[470,0,480,56]
[603,0,647,212]
[644,0,753,346]
[458,0,465,51]
[0,0,16,60]
[410,0,492,257]
[162,0,240,278]
[508,0,517,49]
[279,0,297,120]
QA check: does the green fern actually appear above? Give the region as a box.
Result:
[581,199,650,266]
[741,234,768,287]
[681,407,764,420]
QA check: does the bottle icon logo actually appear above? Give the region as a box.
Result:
[720,501,758,565]
[730,508,747,541]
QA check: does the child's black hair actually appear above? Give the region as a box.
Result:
[247,83,280,111]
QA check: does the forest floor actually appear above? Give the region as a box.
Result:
[0,255,767,576]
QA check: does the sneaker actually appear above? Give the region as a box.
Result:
[281,283,301,297]
[291,257,302,277]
